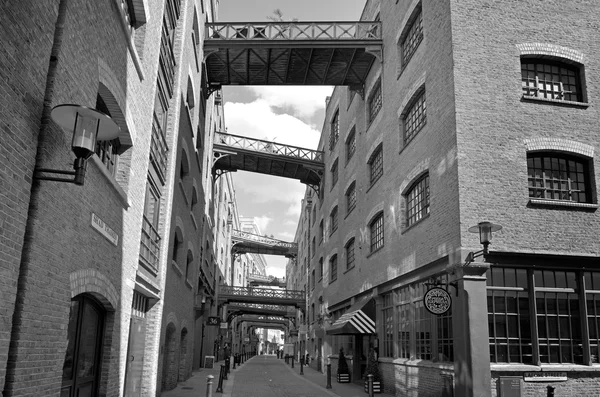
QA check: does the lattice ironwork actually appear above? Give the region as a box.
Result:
[233,230,296,249]
[206,21,382,42]
[215,132,323,162]
[220,285,304,300]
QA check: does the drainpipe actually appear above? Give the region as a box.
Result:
[3,0,70,395]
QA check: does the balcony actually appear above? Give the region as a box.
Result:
[139,215,161,274]
[150,114,169,184]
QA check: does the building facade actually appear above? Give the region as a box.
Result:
[0,0,227,396]
[291,0,600,396]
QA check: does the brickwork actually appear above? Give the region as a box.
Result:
[491,371,600,397]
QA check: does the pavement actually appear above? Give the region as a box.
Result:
[160,354,394,397]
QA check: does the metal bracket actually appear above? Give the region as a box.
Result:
[348,84,365,100]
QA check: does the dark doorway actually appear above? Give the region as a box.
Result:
[61,295,105,397]
[353,335,369,385]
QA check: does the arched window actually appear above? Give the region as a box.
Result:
[368,145,383,185]
[405,173,430,227]
[369,212,384,253]
[521,59,583,102]
[330,206,338,235]
[345,238,355,270]
[527,152,591,203]
[329,255,338,282]
[346,182,357,214]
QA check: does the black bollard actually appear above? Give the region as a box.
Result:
[547,386,555,397]
[232,355,236,370]
[300,357,304,375]
[216,365,225,393]
[291,355,295,368]
[326,363,332,389]
[367,374,374,397]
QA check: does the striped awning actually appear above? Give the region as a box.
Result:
[326,296,376,335]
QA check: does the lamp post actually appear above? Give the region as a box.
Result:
[34,104,119,185]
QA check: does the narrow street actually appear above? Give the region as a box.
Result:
[161,355,392,397]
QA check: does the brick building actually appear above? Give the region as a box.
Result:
[291,0,600,396]
[0,0,227,396]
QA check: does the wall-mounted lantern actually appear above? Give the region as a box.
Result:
[464,221,502,265]
[34,104,120,185]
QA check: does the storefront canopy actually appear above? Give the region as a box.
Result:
[326,296,376,335]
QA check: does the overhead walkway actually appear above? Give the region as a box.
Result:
[204,21,382,90]
[213,132,324,194]
[226,303,296,318]
[231,229,297,258]
[219,285,305,309]
[247,273,286,288]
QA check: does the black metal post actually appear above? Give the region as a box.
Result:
[291,355,294,368]
[326,363,332,389]
[231,354,236,370]
[300,357,304,375]
[368,374,374,397]
[547,386,555,397]
[216,365,224,393]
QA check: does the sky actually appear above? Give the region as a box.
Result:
[218,0,367,278]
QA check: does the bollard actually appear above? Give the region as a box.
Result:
[216,365,225,393]
[367,374,374,397]
[291,355,294,368]
[206,375,214,397]
[547,385,555,397]
[326,363,332,389]
[232,355,236,370]
[300,357,304,375]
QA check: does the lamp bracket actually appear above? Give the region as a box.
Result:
[34,158,88,186]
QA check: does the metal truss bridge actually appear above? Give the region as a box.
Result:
[204,21,382,89]
[219,285,305,309]
[226,303,296,318]
[232,229,298,258]
[213,132,324,194]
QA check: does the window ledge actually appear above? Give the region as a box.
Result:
[191,213,198,230]
[365,177,382,194]
[343,266,355,274]
[521,95,589,108]
[366,246,384,259]
[383,357,454,370]
[401,213,430,234]
[529,199,598,210]
[171,260,183,277]
[491,364,600,372]
[344,209,355,220]
[185,278,193,289]
[179,180,189,205]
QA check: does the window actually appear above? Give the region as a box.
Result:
[319,220,324,243]
[331,159,339,189]
[368,79,382,124]
[403,90,426,145]
[312,205,316,226]
[521,59,582,102]
[527,153,591,203]
[346,127,356,162]
[346,182,357,215]
[382,293,394,357]
[401,8,423,67]
[311,237,316,257]
[370,212,384,253]
[406,174,430,227]
[311,269,315,290]
[487,267,600,365]
[330,110,340,150]
[369,146,383,185]
[396,287,411,359]
[95,94,120,177]
[330,255,338,282]
[319,257,324,281]
[345,238,355,270]
[330,206,338,235]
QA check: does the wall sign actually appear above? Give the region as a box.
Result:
[523,372,567,382]
[424,287,452,315]
[91,213,119,246]
[499,377,521,397]
[204,355,215,368]
[207,316,220,326]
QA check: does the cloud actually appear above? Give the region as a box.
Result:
[253,215,272,233]
[285,200,302,217]
[278,231,295,241]
[249,86,333,119]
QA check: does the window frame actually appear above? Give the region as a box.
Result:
[345,238,355,270]
[331,159,339,189]
[368,79,383,125]
[330,206,338,235]
[521,58,584,103]
[527,152,593,204]
[330,254,338,283]
[330,110,340,150]
[346,127,356,163]
[405,173,430,227]
[369,212,384,253]
[346,182,357,215]
[368,146,384,186]
[402,90,427,146]
[400,7,423,68]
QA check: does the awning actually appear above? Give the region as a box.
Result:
[326,296,376,335]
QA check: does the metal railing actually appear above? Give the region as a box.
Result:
[215,132,323,163]
[206,21,382,41]
[150,114,169,182]
[232,229,297,248]
[139,216,161,272]
[220,285,305,300]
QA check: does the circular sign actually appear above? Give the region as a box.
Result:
[424,287,452,315]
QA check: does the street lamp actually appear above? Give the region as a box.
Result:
[34,104,119,185]
[464,221,502,265]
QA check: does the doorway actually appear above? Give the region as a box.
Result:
[353,335,370,385]
[61,295,105,397]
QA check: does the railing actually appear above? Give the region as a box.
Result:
[206,21,382,41]
[139,216,161,273]
[232,229,297,249]
[150,114,169,183]
[220,285,305,301]
[229,303,292,312]
[215,132,323,163]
